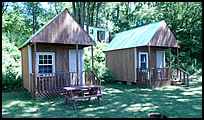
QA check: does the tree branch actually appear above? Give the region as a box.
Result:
[2,3,9,15]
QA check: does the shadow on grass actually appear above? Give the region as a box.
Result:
[2,82,202,118]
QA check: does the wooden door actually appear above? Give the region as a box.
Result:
[69,49,84,86]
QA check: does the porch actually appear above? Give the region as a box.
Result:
[30,71,101,99]
[136,67,189,88]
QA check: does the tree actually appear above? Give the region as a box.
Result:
[90,2,96,26]
[23,2,45,34]
[86,2,91,33]
[72,2,76,18]
[2,2,9,15]
[95,2,102,27]
[80,2,85,28]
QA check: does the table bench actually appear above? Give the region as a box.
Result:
[61,85,104,110]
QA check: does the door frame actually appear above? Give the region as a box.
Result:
[156,50,165,68]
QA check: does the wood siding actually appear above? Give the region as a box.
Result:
[106,48,135,82]
[30,9,95,46]
[21,45,29,90]
[148,21,180,48]
[31,44,84,74]
[137,47,166,68]
[105,47,166,82]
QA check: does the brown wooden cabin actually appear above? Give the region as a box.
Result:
[103,20,189,88]
[18,8,99,99]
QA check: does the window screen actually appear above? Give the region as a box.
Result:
[140,54,147,68]
[97,30,105,41]
[38,54,54,73]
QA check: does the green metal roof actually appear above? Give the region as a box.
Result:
[18,9,66,49]
[103,20,164,52]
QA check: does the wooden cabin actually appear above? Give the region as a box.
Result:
[18,8,99,99]
[103,20,189,88]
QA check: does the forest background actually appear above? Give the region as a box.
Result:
[2,2,202,91]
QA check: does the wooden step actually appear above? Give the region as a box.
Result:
[171,80,185,86]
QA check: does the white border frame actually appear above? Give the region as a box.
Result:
[139,52,148,68]
[36,52,55,74]
[28,45,32,91]
[139,52,149,80]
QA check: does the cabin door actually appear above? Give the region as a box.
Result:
[157,51,165,68]
[69,49,84,86]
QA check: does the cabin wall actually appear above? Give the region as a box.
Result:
[21,45,30,90]
[31,44,84,74]
[105,47,166,83]
[105,48,135,82]
[137,47,166,68]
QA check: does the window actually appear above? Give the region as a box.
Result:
[37,52,55,74]
[89,29,93,34]
[139,52,148,69]
[97,30,105,41]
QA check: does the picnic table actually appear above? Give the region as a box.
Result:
[61,85,104,110]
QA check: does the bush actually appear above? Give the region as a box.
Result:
[2,33,23,92]
[2,71,23,92]
[84,42,116,83]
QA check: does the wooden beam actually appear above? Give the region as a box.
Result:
[76,44,79,86]
[177,48,179,78]
[169,47,171,80]
[137,48,139,81]
[34,43,37,92]
[148,46,151,83]
[91,45,95,84]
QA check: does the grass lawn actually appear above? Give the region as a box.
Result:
[2,81,202,118]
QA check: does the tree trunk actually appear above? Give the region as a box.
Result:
[2,3,9,15]
[80,2,85,28]
[32,3,35,34]
[126,2,129,22]
[72,2,76,18]
[116,4,120,20]
[54,2,59,15]
[106,12,109,28]
[75,2,80,23]
[90,2,96,26]
[77,2,81,24]
[86,2,91,33]
[95,2,102,27]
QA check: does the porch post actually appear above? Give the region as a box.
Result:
[177,47,179,78]
[76,44,79,86]
[34,43,37,93]
[91,45,95,84]
[137,48,139,81]
[169,47,171,80]
[148,46,151,84]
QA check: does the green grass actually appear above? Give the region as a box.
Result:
[2,82,202,118]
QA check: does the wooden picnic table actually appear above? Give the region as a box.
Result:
[61,85,103,110]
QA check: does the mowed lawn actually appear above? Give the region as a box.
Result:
[2,81,202,118]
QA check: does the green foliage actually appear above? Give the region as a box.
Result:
[2,33,23,92]
[84,42,116,82]
[2,71,23,92]
[1,2,202,90]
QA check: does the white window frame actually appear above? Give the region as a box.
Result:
[36,52,55,75]
[139,52,149,80]
[139,52,148,68]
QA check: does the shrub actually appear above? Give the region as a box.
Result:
[2,33,23,92]
[2,71,23,92]
[84,42,116,83]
